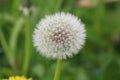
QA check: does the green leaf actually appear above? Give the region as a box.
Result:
[9,17,24,63]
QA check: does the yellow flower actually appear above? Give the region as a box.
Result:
[3,76,32,80]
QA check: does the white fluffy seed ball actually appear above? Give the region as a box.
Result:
[33,12,86,59]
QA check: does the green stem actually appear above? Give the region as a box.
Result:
[22,15,31,75]
[54,59,62,80]
[0,29,14,66]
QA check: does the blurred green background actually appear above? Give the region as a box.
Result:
[0,0,120,80]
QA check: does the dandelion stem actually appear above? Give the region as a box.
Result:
[22,15,31,75]
[54,59,62,80]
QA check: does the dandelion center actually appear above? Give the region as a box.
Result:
[48,27,72,44]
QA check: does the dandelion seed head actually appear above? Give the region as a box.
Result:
[33,12,86,59]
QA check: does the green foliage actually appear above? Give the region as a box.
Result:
[0,0,120,80]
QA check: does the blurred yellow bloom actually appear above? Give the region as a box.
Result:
[3,76,32,80]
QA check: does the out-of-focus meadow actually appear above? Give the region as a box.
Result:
[0,0,120,80]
